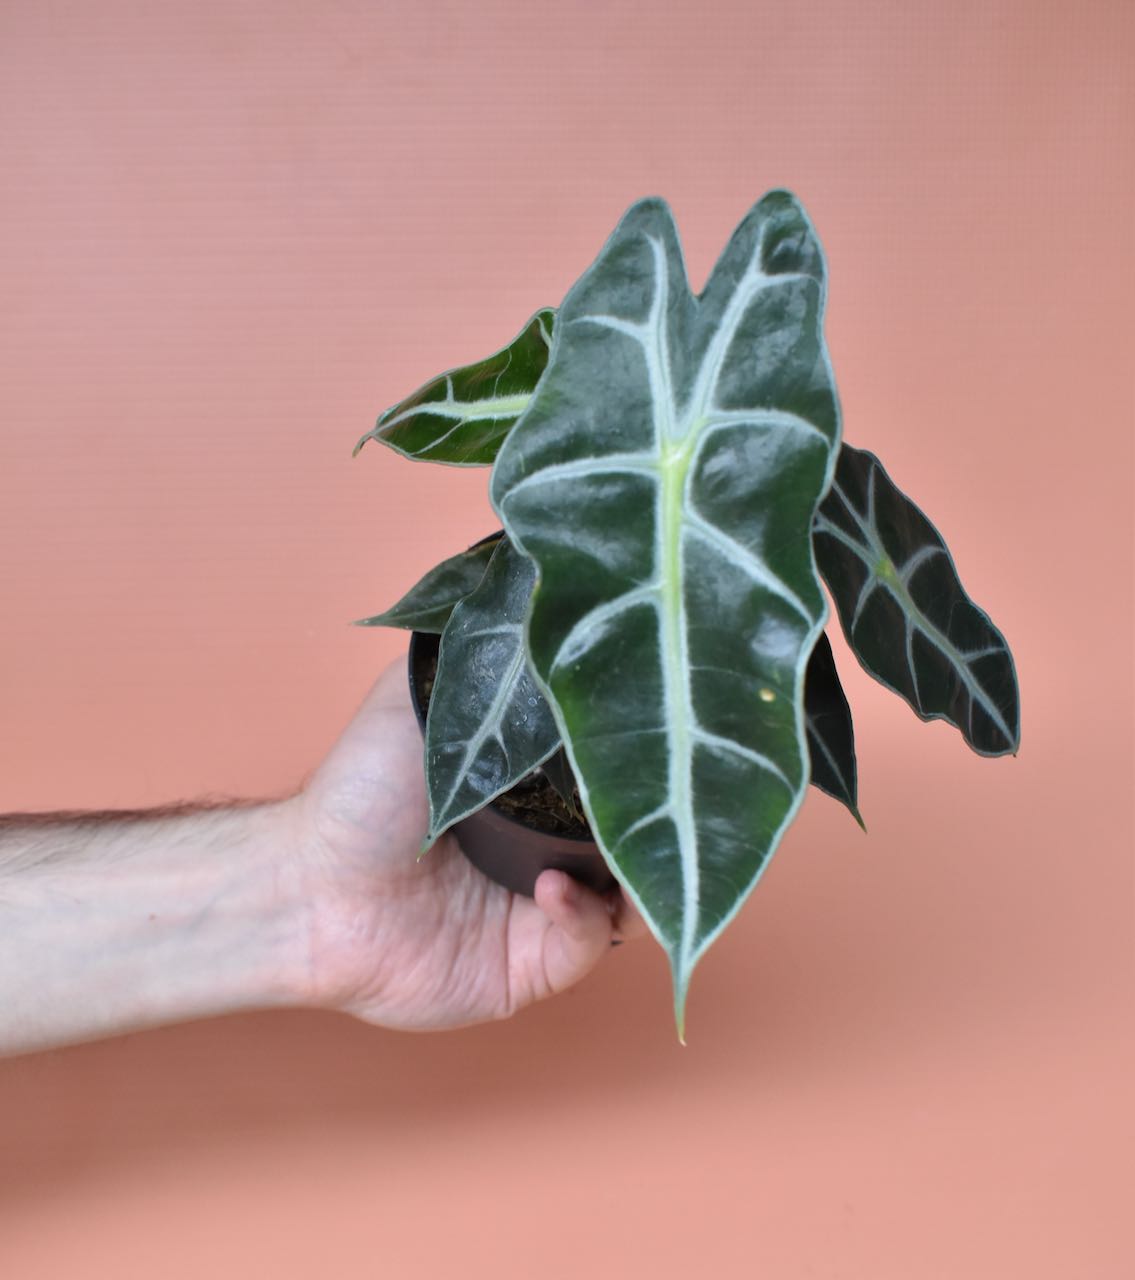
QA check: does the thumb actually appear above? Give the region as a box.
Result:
[519,869,617,1003]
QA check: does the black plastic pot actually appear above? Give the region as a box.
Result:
[407,628,616,898]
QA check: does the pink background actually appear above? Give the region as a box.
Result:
[1,1,1132,1275]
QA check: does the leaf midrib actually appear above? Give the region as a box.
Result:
[659,436,697,985]
[382,392,534,432]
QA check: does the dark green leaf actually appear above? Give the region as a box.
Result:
[804,632,864,829]
[424,538,560,842]
[813,444,1019,755]
[354,310,555,466]
[351,535,501,633]
[491,191,841,1037]
[540,747,584,822]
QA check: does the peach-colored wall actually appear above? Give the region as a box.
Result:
[1,1,1131,1274]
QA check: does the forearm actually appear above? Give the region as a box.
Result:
[0,799,311,1056]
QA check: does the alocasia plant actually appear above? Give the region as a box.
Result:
[354,190,1020,1039]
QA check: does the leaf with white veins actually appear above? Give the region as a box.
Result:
[804,631,864,829]
[491,192,841,1038]
[352,535,502,633]
[424,538,560,843]
[813,444,1020,756]
[354,310,555,465]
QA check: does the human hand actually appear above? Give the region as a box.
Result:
[283,657,646,1031]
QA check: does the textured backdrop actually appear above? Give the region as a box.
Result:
[1,1,1131,1275]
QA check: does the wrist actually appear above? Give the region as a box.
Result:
[277,783,410,1022]
[223,796,320,1012]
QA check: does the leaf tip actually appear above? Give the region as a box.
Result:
[852,806,867,833]
[671,959,691,1046]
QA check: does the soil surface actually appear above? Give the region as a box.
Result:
[415,643,593,839]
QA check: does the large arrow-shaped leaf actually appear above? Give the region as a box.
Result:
[491,192,840,1037]
[424,537,560,842]
[804,631,864,829]
[351,535,501,633]
[354,310,555,465]
[813,444,1019,756]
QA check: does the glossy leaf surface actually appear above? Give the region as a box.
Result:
[424,538,559,842]
[813,443,1019,755]
[352,535,501,633]
[354,310,555,465]
[491,192,840,1036]
[804,632,864,829]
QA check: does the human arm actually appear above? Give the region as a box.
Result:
[0,799,302,1056]
[0,660,643,1057]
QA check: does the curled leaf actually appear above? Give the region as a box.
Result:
[352,535,501,633]
[803,632,864,830]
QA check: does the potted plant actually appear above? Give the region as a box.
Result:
[353,191,1020,1040]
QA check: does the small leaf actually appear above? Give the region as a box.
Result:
[424,538,560,842]
[541,747,584,822]
[354,309,555,466]
[352,535,501,633]
[813,444,1020,755]
[803,632,865,830]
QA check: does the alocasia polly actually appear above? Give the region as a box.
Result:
[354,190,1020,1038]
